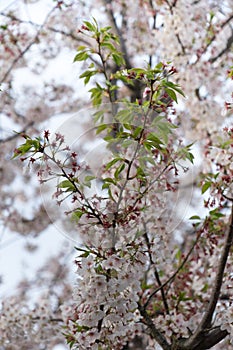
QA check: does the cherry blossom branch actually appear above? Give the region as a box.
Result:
[210,28,233,63]
[175,326,228,350]
[198,205,233,328]
[195,12,233,64]
[164,0,178,14]
[176,33,186,55]
[1,38,37,84]
[42,150,104,226]
[144,229,202,309]
[180,203,233,349]
[164,0,186,54]
[138,302,171,350]
[192,327,228,350]
[0,5,57,83]
[0,12,78,41]
[0,11,103,70]
[143,222,170,315]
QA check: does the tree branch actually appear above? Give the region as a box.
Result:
[0,121,34,144]
[174,326,228,350]
[144,229,202,309]
[209,28,233,63]
[143,223,170,315]
[179,203,233,349]
[193,327,228,350]
[138,302,171,350]
[102,0,132,70]
[0,6,57,83]
[194,13,233,63]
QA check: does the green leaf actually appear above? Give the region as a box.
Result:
[74,51,89,62]
[100,26,112,33]
[189,215,201,220]
[186,151,194,164]
[146,132,164,148]
[179,144,194,164]
[102,177,117,190]
[165,88,177,103]
[71,209,85,223]
[121,139,134,148]
[11,138,42,159]
[202,181,211,194]
[132,126,143,139]
[83,20,97,32]
[89,83,104,106]
[12,144,32,158]
[156,120,176,143]
[114,163,125,179]
[164,81,186,97]
[112,53,125,66]
[105,157,123,170]
[79,69,98,85]
[175,248,182,262]
[209,209,225,219]
[155,62,163,69]
[101,42,116,52]
[96,123,109,135]
[84,175,95,188]
[76,45,87,51]
[136,166,146,179]
[0,25,8,30]
[58,180,76,192]
[115,109,133,123]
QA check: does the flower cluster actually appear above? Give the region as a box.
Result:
[64,247,148,349]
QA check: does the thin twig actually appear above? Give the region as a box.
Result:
[144,229,202,308]
[143,220,170,314]
[0,121,34,144]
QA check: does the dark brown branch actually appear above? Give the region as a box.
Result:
[193,327,228,350]
[144,229,202,309]
[179,204,233,349]
[198,206,233,328]
[176,33,186,55]
[138,302,171,350]
[143,223,170,315]
[209,28,233,63]
[175,326,228,350]
[148,0,157,67]
[102,0,132,70]
[194,13,233,64]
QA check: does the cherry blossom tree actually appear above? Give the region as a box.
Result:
[1,1,233,349]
